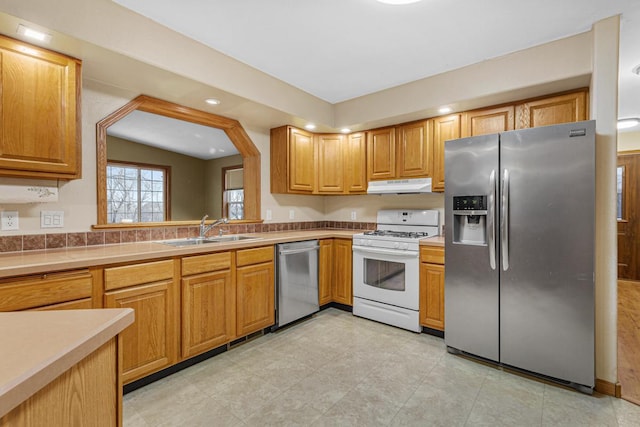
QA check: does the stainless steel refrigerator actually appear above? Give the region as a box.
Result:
[444,120,595,392]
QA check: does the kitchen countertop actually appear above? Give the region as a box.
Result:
[0,308,134,418]
[0,230,359,279]
[420,236,445,247]
[0,230,445,279]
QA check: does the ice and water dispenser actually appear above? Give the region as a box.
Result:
[452,195,488,245]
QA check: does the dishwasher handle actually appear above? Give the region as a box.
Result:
[278,246,319,255]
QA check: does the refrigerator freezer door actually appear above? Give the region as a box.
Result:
[445,134,500,362]
[499,121,595,387]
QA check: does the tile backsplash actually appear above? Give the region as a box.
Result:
[0,221,376,253]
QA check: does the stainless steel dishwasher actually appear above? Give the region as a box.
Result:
[274,240,319,329]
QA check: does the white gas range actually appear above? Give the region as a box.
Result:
[352,209,440,332]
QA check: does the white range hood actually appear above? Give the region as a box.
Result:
[367,177,433,194]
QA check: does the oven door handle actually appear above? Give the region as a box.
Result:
[353,246,418,258]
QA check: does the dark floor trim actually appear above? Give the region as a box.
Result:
[422,326,444,338]
[123,344,227,394]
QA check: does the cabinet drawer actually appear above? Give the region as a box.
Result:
[104,260,174,290]
[420,246,444,264]
[0,270,92,311]
[236,246,274,267]
[182,252,232,276]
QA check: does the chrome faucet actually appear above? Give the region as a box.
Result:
[199,215,228,238]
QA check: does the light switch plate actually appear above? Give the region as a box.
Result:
[351,211,357,220]
[1,211,19,231]
[41,210,64,228]
[289,209,295,220]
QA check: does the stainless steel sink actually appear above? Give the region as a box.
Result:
[157,235,260,247]
[207,235,260,242]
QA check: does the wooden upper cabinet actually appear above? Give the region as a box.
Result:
[515,89,588,129]
[431,114,461,192]
[0,35,81,179]
[397,121,432,178]
[345,132,367,193]
[367,127,396,181]
[461,105,515,137]
[316,134,345,194]
[270,126,315,194]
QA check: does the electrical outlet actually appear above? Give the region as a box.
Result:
[350,211,357,220]
[289,209,295,220]
[41,210,64,228]
[1,211,19,231]
[266,209,272,220]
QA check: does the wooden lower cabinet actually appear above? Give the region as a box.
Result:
[103,260,179,384]
[1,338,120,426]
[318,238,353,306]
[182,268,235,359]
[318,239,333,306]
[332,239,353,306]
[236,247,275,336]
[419,246,445,331]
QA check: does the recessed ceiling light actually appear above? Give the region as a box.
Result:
[377,0,422,4]
[439,107,452,114]
[305,124,316,130]
[617,118,640,130]
[341,128,351,133]
[16,24,52,43]
[205,98,220,105]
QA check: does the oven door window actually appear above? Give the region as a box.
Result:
[363,258,405,291]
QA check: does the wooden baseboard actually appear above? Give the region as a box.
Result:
[595,378,622,397]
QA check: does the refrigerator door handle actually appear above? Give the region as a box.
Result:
[488,169,497,270]
[501,168,510,271]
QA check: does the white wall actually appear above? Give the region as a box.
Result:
[591,15,620,386]
[618,131,640,151]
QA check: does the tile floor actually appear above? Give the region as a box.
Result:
[124,308,640,426]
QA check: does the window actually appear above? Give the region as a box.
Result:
[223,166,244,220]
[106,162,169,223]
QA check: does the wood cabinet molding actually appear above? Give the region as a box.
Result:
[96,95,261,225]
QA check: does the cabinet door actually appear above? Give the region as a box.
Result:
[515,90,588,129]
[397,121,432,178]
[345,132,367,193]
[461,105,515,137]
[332,239,353,306]
[288,127,315,192]
[367,127,396,181]
[419,262,445,331]
[318,239,333,305]
[0,35,80,179]
[236,262,275,336]
[104,280,178,383]
[431,114,461,192]
[316,134,345,194]
[182,270,235,358]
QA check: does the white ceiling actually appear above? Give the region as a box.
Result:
[113,0,640,113]
[107,110,239,160]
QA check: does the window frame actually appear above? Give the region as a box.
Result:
[221,164,244,220]
[106,160,171,223]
